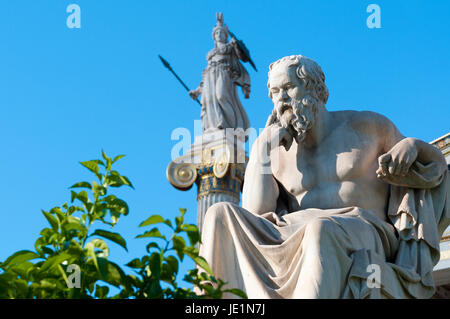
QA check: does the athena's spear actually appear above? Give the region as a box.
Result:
[158,55,202,106]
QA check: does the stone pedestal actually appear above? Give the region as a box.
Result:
[167,129,247,233]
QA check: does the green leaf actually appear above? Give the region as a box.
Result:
[41,210,59,231]
[148,280,163,298]
[105,261,130,290]
[85,239,109,278]
[13,278,31,297]
[67,215,82,224]
[70,191,77,203]
[62,222,86,238]
[40,227,54,239]
[65,239,84,254]
[67,206,85,215]
[106,158,112,171]
[119,175,134,189]
[1,250,41,270]
[200,282,215,297]
[48,233,59,245]
[182,224,198,232]
[110,211,120,225]
[103,196,129,215]
[112,154,126,163]
[102,150,113,171]
[90,229,128,251]
[95,285,110,299]
[126,258,144,269]
[97,257,108,279]
[172,235,185,249]
[146,242,159,253]
[101,150,109,162]
[41,246,55,256]
[136,227,166,240]
[94,202,108,220]
[9,261,34,279]
[70,182,92,189]
[39,252,72,273]
[71,190,89,206]
[165,255,179,275]
[86,238,109,258]
[50,207,66,224]
[87,282,95,294]
[139,215,165,227]
[172,236,186,261]
[163,219,173,228]
[105,171,134,189]
[175,208,187,230]
[85,202,94,215]
[80,160,101,174]
[109,199,129,215]
[92,181,106,197]
[34,237,47,256]
[182,224,201,246]
[149,252,162,279]
[184,247,213,276]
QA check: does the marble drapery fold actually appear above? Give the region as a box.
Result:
[199,43,250,132]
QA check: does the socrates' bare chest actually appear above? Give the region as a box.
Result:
[272,129,380,196]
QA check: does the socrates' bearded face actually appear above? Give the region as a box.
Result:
[278,95,318,144]
[268,64,318,144]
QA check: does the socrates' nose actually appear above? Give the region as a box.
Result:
[279,89,289,101]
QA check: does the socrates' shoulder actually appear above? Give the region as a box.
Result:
[334,110,400,134]
[333,109,404,150]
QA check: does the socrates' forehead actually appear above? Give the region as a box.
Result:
[268,65,297,86]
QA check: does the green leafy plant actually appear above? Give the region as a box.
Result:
[124,208,246,299]
[0,151,246,299]
[0,151,132,298]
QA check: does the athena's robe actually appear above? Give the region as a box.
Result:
[199,43,250,132]
[199,161,449,298]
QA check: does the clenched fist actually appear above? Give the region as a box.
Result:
[376,138,418,178]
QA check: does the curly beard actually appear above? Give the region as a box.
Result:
[276,95,318,144]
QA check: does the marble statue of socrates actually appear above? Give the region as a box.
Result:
[199,55,449,298]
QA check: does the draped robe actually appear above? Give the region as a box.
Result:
[199,43,250,132]
[199,160,449,298]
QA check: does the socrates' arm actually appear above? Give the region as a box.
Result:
[375,113,446,179]
[242,122,293,215]
[242,139,280,215]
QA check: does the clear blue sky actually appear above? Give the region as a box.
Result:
[1,0,449,289]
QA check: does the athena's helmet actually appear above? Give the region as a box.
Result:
[212,12,229,41]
